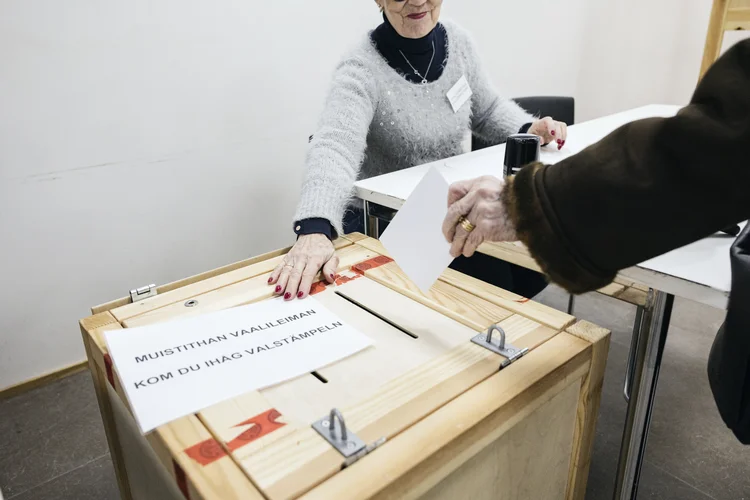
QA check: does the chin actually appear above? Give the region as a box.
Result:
[404,21,434,39]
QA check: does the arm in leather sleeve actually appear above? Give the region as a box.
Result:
[502,39,750,294]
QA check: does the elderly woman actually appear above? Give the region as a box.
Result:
[270,0,567,300]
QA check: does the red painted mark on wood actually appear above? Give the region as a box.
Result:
[103,354,115,387]
[335,274,360,285]
[183,409,285,466]
[352,255,393,275]
[309,273,363,295]
[184,437,227,466]
[309,281,328,296]
[226,408,286,452]
[173,460,190,499]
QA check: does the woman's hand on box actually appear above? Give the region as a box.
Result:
[268,234,338,300]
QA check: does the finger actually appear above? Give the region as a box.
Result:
[450,224,471,258]
[543,116,557,143]
[452,205,481,257]
[447,179,474,206]
[297,259,324,299]
[554,122,564,149]
[450,210,480,258]
[462,229,484,258]
[560,122,568,146]
[322,254,340,284]
[269,261,284,286]
[275,261,293,296]
[442,191,477,242]
[283,259,306,300]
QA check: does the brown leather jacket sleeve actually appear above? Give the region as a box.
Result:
[503,40,750,294]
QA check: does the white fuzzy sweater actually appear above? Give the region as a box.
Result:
[294,20,533,235]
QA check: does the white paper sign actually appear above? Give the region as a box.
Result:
[105,296,372,433]
[380,166,454,293]
[446,75,473,113]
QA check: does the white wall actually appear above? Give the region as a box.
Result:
[0,0,742,389]
[573,0,748,121]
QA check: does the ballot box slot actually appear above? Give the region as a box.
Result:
[311,371,329,384]
[334,290,419,339]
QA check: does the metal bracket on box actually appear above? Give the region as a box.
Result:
[471,325,529,370]
[129,284,157,303]
[312,408,386,468]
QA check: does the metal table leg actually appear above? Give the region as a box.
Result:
[623,305,645,403]
[613,290,674,499]
[364,201,380,238]
[567,294,576,315]
[362,202,369,237]
[362,201,398,239]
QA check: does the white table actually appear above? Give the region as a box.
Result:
[355,104,736,310]
[353,104,742,500]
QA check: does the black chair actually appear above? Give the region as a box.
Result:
[472,96,575,152]
[513,96,575,126]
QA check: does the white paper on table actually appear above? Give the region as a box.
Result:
[379,166,454,294]
[638,221,747,293]
[104,296,372,433]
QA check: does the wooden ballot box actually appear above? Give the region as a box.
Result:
[80,233,610,500]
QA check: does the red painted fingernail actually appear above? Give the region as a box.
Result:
[551,130,556,136]
[275,285,281,293]
[284,293,291,300]
[268,277,273,283]
[562,140,566,146]
[297,291,304,298]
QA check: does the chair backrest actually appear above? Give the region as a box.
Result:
[472,96,575,152]
[513,96,575,126]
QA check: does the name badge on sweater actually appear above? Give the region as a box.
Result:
[446,75,473,113]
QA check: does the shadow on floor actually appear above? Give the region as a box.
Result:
[536,286,749,500]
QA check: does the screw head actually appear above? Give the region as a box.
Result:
[321,421,330,428]
[184,300,198,307]
[347,441,356,449]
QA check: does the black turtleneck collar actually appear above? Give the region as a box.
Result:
[371,13,447,84]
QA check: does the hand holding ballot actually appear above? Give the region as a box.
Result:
[442,175,517,258]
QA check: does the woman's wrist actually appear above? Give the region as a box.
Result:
[294,218,335,240]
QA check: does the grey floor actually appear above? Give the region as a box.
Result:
[1,287,748,500]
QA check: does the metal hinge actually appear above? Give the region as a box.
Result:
[312,408,386,468]
[129,284,157,303]
[471,324,529,370]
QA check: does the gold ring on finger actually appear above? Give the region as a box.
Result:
[458,216,475,233]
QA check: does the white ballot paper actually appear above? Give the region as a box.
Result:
[104,296,372,433]
[380,166,454,293]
